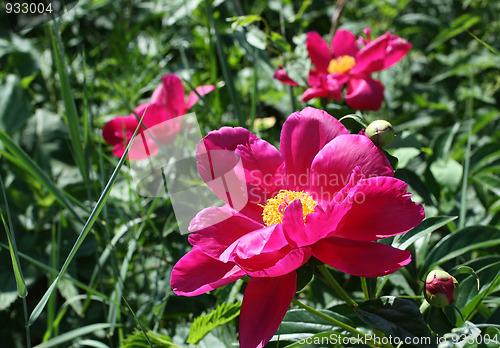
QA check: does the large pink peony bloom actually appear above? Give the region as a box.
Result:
[102,74,215,160]
[171,107,424,348]
[275,29,411,110]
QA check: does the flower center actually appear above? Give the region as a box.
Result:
[261,190,318,226]
[327,55,356,74]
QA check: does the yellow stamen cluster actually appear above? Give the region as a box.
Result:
[261,190,318,226]
[327,55,356,74]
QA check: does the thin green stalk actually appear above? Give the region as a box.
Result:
[249,47,258,132]
[205,0,243,125]
[23,297,31,348]
[44,222,59,341]
[292,298,376,347]
[29,109,148,326]
[49,22,88,186]
[360,277,370,301]
[317,264,357,308]
[458,73,474,229]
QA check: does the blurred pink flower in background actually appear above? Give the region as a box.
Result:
[102,74,215,160]
[170,107,424,348]
[275,28,411,110]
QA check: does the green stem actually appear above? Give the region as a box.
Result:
[23,297,31,348]
[458,73,474,230]
[292,298,376,347]
[360,277,369,301]
[317,264,357,308]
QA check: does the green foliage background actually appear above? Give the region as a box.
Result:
[0,0,499,347]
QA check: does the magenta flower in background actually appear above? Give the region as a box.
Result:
[170,107,424,348]
[102,74,215,160]
[275,28,412,110]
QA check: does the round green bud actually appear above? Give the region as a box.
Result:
[424,270,459,308]
[365,120,395,147]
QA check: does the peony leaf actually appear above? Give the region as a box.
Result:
[187,301,241,345]
[355,297,433,348]
[272,308,355,344]
[420,226,500,278]
[121,329,178,348]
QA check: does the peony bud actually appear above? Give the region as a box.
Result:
[365,120,395,147]
[424,270,459,308]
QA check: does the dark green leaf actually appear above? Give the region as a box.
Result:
[0,75,32,133]
[355,297,434,348]
[421,226,500,278]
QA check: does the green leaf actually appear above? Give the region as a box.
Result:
[420,226,500,278]
[468,31,500,57]
[246,27,267,50]
[0,172,27,299]
[276,308,355,342]
[455,261,500,323]
[227,14,263,31]
[33,323,115,348]
[29,110,145,325]
[49,24,87,185]
[395,216,457,250]
[187,301,241,345]
[0,207,27,299]
[122,329,178,348]
[0,74,32,133]
[57,277,82,317]
[429,158,463,193]
[355,297,434,348]
[428,14,481,51]
[454,266,479,291]
[0,129,86,224]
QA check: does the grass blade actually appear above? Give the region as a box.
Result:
[0,129,86,223]
[0,175,27,298]
[33,323,115,348]
[49,22,88,185]
[206,0,243,125]
[459,73,474,229]
[29,108,149,326]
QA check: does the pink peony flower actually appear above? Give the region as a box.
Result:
[171,107,424,348]
[274,28,411,110]
[102,74,215,160]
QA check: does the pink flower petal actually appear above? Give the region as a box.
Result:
[189,207,265,260]
[312,237,411,277]
[150,74,187,118]
[235,246,311,277]
[310,134,393,200]
[282,199,349,248]
[345,76,385,110]
[306,32,333,73]
[170,246,246,296]
[185,85,216,111]
[274,66,299,86]
[219,223,311,277]
[332,29,359,58]
[133,103,168,128]
[197,127,284,222]
[236,137,284,207]
[102,115,138,147]
[127,131,160,160]
[239,273,297,348]
[220,224,288,262]
[301,86,330,102]
[332,177,425,241]
[280,107,349,190]
[196,127,255,210]
[351,32,390,74]
[382,35,412,70]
